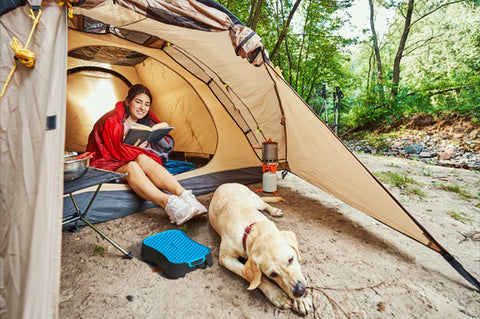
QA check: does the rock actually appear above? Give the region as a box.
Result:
[444,144,456,153]
[404,144,423,154]
[345,128,480,171]
[439,152,452,160]
[363,146,372,153]
[419,151,436,158]
[384,151,399,156]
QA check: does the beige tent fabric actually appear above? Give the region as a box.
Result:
[73,0,266,65]
[66,65,131,152]
[67,4,441,250]
[0,2,66,318]
[68,29,261,175]
[123,17,284,159]
[134,57,217,154]
[67,30,219,155]
[116,0,231,30]
[267,66,440,251]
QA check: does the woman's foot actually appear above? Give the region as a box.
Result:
[180,190,208,216]
[165,195,200,225]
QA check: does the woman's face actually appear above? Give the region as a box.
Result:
[127,93,151,121]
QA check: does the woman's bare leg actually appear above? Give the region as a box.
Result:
[134,154,185,196]
[115,161,169,208]
[134,155,207,215]
[118,155,204,225]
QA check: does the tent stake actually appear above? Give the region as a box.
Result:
[441,250,480,291]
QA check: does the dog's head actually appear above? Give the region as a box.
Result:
[243,230,308,299]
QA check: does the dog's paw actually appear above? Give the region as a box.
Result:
[267,206,283,217]
[293,295,313,316]
[265,286,293,309]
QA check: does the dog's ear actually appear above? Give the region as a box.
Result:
[243,254,262,290]
[281,231,301,262]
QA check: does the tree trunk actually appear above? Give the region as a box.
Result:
[295,0,312,91]
[367,50,373,91]
[269,0,302,61]
[368,0,383,88]
[283,39,294,83]
[250,0,264,31]
[247,0,256,27]
[391,0,414,99]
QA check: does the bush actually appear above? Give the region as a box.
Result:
[343,83,479,131]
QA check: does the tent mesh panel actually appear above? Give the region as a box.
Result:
[163,45,265,159]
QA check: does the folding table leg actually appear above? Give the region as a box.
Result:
[81,217,133,259]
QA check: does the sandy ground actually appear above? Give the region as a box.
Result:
[59,153,480,318]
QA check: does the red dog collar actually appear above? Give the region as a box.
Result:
[242,222,256,252]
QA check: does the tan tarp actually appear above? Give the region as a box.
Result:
[73,0,266,65]
[268,67,438,249]
[0,2,66,318]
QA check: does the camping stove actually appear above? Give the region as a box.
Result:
[261,139,278,194]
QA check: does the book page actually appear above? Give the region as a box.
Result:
[130,122,152,131]
[151,122,170,130]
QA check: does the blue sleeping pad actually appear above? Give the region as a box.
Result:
[165,160,197,175]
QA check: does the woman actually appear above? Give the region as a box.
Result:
[86,84,207,225]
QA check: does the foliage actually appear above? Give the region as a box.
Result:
[446,210,471,223]
[373,170,425,197]
[219,1,479,130]
[220,0,354,108]
[344,0,480,129]
[350,131,399,149]
[437,183,474,199]
[92,245,105,257]
[374,170,414,186]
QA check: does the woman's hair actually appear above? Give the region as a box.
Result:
[124,84,153,125]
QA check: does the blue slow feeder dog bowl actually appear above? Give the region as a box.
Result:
[141,230,213,279]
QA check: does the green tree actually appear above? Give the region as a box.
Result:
[220,0,354,111]
[346,0,479,128]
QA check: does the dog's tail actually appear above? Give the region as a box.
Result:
[261,196,285,203]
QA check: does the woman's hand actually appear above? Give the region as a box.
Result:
[133,139,149,148]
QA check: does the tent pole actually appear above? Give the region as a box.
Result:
[333,91,337,134]
[441,250,480,291]
[321,83,327,124]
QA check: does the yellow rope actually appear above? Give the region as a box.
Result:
[0,9,42,99]
[57,0,73,19]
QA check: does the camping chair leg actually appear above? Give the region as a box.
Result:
[80,217,133,259]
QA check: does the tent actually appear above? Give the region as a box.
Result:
[0,0,478,317]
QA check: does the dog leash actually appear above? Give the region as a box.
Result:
[242,222,256,252]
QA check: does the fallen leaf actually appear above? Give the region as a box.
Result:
[377,302,386,312]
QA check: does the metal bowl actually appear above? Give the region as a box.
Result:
[64,155,90,182]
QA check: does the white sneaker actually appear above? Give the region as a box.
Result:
[165,195,200,225]
[180,190,208,216]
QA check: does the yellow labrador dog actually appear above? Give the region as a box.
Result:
[209,183,312,315]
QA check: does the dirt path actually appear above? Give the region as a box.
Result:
[59,153,480,318]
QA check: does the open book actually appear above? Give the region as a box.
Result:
[123,122,173,145]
